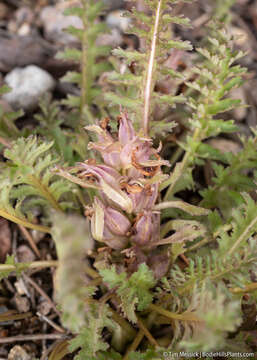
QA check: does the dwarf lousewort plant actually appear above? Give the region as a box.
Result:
[1,1,257,358]
[72,112,169,250]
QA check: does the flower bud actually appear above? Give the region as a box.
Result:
[128,183,159,214]
[132,211,160,247]
[77,162,133,213]
[86,124,122,169]
[86,112,169,179]
[118,111,135,145]
[91,198,131,250]
[104,206,131,236]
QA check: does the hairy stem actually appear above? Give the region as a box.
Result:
[80,0,90,121]
[85,298,136,338]
[123,329,144,360]
[149,304,202,322]
[28,175,62,212]
[0,260,58,272]
[231,282,257,294]
[137,316,159,347]
[154,200,209,216]
[110,308,136,339]
[143,0,163,135]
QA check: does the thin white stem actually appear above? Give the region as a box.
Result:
[154,201,210,216]
[143,0,162,135]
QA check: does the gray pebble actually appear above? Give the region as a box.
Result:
[106,10,130,32]
[3,65,56,111]
[40,6,83,45]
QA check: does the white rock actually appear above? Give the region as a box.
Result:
[96,28,123,47]
[8,345,31,360]
[3,65,56,110]
[106,10,130,33]
[40,5,83,45]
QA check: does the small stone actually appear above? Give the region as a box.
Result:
[40,5,83,45]
[229,87,247,122]
[18,23,31,37]
[8,345,31,360]
[30,230,45,244]
[3,65,56,111]
[0,34,55,73]
[15,278,30,296]
[8,7,34,36]
[17,245,36,263]
[96,28,123,47]
[106,10,131,32]
[229,26,250,52]
[11,294,30,313]
[37,300,52,316]
[207,138,241,155]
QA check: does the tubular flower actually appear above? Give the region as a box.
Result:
[123,182,159,214]
[132,211,160,247]
[76,162,133,213]
[86,112,169,178]
[91,198,131,250]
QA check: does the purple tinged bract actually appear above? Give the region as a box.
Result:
[91,198,131,250]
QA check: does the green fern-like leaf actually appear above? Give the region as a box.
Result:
[4,136,75,212]
[201,129,257,212]
[217,193,257,256]
[100,263,156,323]
[128,349,161,360]
[164,27,248,199]
[0,170,51,233]
[34,95,76,164]
[0,137,76,231]
[0,85,23,142]
[177,283,242,351]
[69,303,116,360]
[106,0,193,134]
[167,237,257,295]
[57,0,111,120]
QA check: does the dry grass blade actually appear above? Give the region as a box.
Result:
[0,311,32,322]
[0,334,68,344]
[48,340,70,360]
